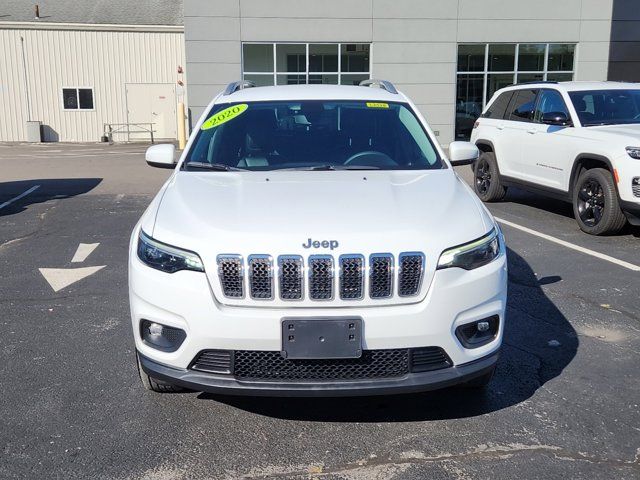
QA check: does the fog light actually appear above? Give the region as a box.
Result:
[140,319,186,352]
[455,315,499,349]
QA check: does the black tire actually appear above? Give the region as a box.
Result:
[462,366,496,389]
[473,152,507,202]
[572,168,627,236]
[136,352,184,393]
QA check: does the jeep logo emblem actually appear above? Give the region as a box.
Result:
[302,238,339,250]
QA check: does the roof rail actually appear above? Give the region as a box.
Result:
[223,80,256,96]
[508,80,559,87]
[359,79,398,95]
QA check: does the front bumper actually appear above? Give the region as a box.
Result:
[620,199,640,226]
[138,349,500,397]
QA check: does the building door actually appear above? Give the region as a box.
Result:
[126,84,177,141]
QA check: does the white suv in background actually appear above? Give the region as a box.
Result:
[129,80,507,396]
[471,81,640,235]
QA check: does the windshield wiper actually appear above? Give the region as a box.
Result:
[184,162,248,171]
[278,164,381,171]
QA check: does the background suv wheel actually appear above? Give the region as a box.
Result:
[573,168,627,235]
[473,152,507,202]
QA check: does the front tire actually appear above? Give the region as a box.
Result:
[473,152,506,202]
[136,352,184,393]
[573,168,626,235]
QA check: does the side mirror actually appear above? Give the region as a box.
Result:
[145,144,176,169]
[448,141,479,166]
[541,111,571,126]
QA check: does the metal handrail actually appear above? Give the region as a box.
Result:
[103,122,155,144]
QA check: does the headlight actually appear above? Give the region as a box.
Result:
[626,147,640,159]
[437,228,502,270]
[137,230,204,273]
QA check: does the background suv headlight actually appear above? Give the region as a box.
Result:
[437,228,502,270]
[137,230,204,273]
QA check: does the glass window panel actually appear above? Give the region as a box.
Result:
[276,44,306,72]
[341,74,369,86]
[508,89,538,122]
[518,44,545,71]
[488,44,515,71]
[546,72,573,82]
[78,89,94,109]
[243,44,273,73]
[534,89,570,122]
[487,73,514,100]
[309,44,338,72]
[455,74,484,140]
[63,88,78,109]
[457,44,485,72]
[276,74,306,85]
[516,73,544,84]
[483,91,514,119]
[309,74,338,85]
[341,44,370,72]
[547,44,575,71]
[244,74,275,87]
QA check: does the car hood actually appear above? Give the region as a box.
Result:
[587,123,640,141]
[150,169,494,306]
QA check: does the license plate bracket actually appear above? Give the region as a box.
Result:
[281,317,363,359]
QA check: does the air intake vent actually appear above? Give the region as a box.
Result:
[369,254,393,298]
[217,255,244,298]
[278,255,304,300]
[308,255,334,300]
[398,252,425,297]
[339,255,364,300]
[410,347,452,372]
[190,350,233,374]
[248,255,273,300]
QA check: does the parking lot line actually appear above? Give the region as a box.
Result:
[496,217,640,272]
[0,185,40,210]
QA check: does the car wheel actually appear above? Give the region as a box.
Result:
[573,168,627,236]
[461,366,496,389]
[473,152,506,202]
[136,352,185,393]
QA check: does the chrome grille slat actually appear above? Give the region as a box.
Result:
[369,254,393,299]
[217,254,244,298]
[308,255,334,300]
[248,255,273,300]
[278,255,304,300]
[398,252,425,297]
[339,254,364,300]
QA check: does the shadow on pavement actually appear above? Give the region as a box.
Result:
[201,248,578,421]
[0,178,102,217]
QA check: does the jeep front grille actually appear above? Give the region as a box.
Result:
[398,252,425,297]
[216,252,426,301]
[217,254,244,298]
[309,255,334,300]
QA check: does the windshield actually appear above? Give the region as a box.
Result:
[184,100,443,171]
[569,89,640,126]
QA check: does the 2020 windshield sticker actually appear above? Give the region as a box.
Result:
[366,102,389,109]
[201,104,248,130]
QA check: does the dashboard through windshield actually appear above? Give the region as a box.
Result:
[569,89,640,126]
[184,100,443,171]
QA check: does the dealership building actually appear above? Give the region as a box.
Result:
[1,0,639,144]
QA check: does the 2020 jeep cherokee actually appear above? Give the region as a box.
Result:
[129,80,507,396]
[471,81,640,235]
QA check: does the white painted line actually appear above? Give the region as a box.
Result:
[39,266,106,292]
[71,243,100,263]
[495,217,640,272]
[0,185,40,210]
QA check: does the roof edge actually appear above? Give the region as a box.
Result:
[0,21,183,33]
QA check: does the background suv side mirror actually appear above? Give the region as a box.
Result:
[448,141,479,166]
[541,111,572,126]
[145,144,177,169]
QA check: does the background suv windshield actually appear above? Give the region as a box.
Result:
[185,101,443,171]
[569,89,640,126]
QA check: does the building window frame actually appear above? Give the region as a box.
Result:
[241,42,372,86]
[61,87,95,111]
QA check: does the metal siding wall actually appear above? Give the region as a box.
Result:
[0,28,185,142]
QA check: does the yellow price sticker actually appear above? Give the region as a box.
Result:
[201,104,248,130]
[366,102,389,108]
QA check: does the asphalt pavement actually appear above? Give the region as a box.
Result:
[0,143,638,479]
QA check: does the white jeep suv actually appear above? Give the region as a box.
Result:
[471,81,640,235]
[129,80,507,396]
